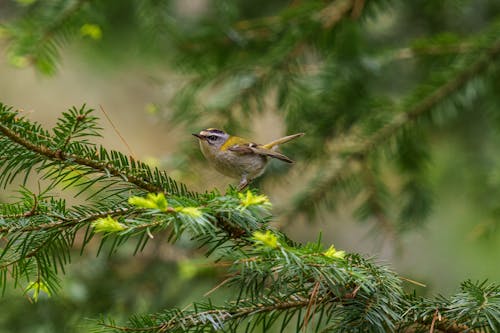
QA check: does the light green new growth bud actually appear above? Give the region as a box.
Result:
[252,230,279,249]
[7,54,29,69]
[239,191,271,208]
[175,206,202,218]
[323,245,345,259]
[25,281,51,302]
[80,24,102,40]
[128,193,168,211]
[92,215,125,233]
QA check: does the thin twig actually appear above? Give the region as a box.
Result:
[203,275,234,297]
[429,308,439,333]
[399,275,426,288]
[22,193,38,218]
[303,280,321,332]
[99,105,136,159]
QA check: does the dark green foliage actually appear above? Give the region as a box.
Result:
[0,104,264,301]
[1,104,498,332]
[4,0,500,233]
[401,280,500,332]
[1,0,92,75]
[1,0,500,332]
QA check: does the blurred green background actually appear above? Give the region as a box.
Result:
[1,0,500,331]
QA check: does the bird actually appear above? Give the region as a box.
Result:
[193,128,304,190]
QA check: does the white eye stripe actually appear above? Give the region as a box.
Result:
[200,131,222,137]
[206,129,225,135]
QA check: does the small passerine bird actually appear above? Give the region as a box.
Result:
[193,128,304,190]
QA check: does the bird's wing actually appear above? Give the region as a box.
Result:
[228,144,293,163]
[250,146,294,163]
[227,144,254,154]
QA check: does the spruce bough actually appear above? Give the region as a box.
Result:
[0,104,498,332]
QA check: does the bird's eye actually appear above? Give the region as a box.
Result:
[207,135,218,141]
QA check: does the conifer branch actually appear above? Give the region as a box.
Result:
[98,256,500,333]
[38,0,91,43]
[1,2,500,332]
[2,0,93,74]
[0,207,132,233]
[172,0,363,126]
[59,111,87,151]
[233,0,358,39]
[289,38,500,217]
[102,296,329,332]
[359,43,500,154]
[0,121,165,194]
[317,0,357,29]
[0,106,259,260]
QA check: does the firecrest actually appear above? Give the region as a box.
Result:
[193,128,304,190]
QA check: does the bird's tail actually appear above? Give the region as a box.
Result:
[262,133,305,150]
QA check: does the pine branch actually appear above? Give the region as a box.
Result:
[96,242,500,333]
[171,0,365,128]
[101,296,334,332]
[36,0,91,44]
[316,0,358,29]
[2,0,93,75]
[0,105,262,242]
[230,0,359,42]
[96,238,405,332]
[401,280,500,333]
[0,105,283,297]
[288,37,500,218]
[0,187,267,297]
[0,206,131,233]
[0,117,165,195]
[1,103,498,332]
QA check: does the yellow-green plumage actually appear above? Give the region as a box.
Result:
[220,136,249,151]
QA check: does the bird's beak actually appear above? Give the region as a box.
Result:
[192,133,203,140]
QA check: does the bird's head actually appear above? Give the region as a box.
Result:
[192,128,230,152]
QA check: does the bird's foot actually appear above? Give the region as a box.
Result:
[237,177,249,191]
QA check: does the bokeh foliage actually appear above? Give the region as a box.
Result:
[1,0,500,332]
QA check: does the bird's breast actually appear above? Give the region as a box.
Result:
[201,143,267,179]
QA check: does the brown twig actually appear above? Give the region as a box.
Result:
[351,0,365,19]
[99,105,136,159]
[317,0,356,29]
[203,275,234,297]
[303,280,321,332]
[429,308,440,333]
